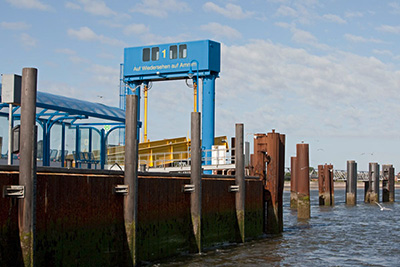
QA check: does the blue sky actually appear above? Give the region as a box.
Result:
[1,0,400,171]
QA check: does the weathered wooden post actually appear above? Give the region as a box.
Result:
[19,67,38,266]
[389,166,395,202]
[290,156,298,209]
[124,94,139,265]
[382,164,390,202]
[190,112,202,252]
[382,164,395,202]
[235,123,245,242]
[297,143,310,219]
[365,162,379,203]
[318,164,334,206]
[346,160,357,205]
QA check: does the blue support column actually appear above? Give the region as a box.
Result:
[134,82,141,138]
[75,125,80,168]
[46,125,51,166]
[61,123,65,167]
[202,74,216,173]
[100,128,106,170]
[42,125,49,166]
[88,128,92,169]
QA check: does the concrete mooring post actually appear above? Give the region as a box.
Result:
[382,164,395,202]
[318,164,334,206]
[19,67,38,266]
[346,160,357,205]
[297,143,310,219]
[124,94,139,265]
[365,162,379,203]
[290,156,298,209]
[235,123,245,242]
[190,112,202,253]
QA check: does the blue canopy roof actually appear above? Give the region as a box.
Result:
[0,90,125,123]
[36,91,125,122]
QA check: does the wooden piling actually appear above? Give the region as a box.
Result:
[124,94,139,265]
[389,166,395,202]
[318,164,334,206]
[190,112,202,252]
[19,68,38,266]
[382,164,395,202]
[346,160,357,205]
[382,164,391,202]
[365,162,379,203]
[235,123,245,242]
[290,157,298,209]
[296,143,310,219]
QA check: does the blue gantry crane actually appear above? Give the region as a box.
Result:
[122,40,221,168]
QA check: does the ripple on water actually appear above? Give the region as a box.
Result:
[155,189,400,267]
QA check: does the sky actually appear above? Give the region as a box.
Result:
[1,0,400,171]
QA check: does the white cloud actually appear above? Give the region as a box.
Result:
[200,22,241,40]
[55,48,76,55]
[276,5,297,17]
[389,2,400,14]
[218,40,400,139]
[323,14,346,24]
[131,0,191,18]
[20,33,36,47]
[55,48,90,64]
[345,11,363,18]
[281,25,330,50]
[203,2,254,19]
[0,21,31,30]
[65,1,81,10]
[376,25,400,34]
[5,0,52,11]
[274,22,292,29]
[292,28,318,44]
[373,49,393,56]
[123,24,150,36]
[67,26,126,46]
[344,33,385,43]
[66,0,117,16]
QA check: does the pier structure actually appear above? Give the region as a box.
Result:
[296,143,310,219]
[250,130,285,234]
[290,156,298,209]
[19,68,38,266]
[123,40,220,173]
[346,160,357,205]
[382,164,395,202]
[365,162,380,203]
[318,164,334,206]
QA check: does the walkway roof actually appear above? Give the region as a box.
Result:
[0,91,125,123]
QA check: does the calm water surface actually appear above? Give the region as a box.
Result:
[155,189,400,267]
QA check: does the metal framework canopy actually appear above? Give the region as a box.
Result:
[123,40,220,81]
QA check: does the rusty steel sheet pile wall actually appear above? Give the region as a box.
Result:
[35,172,130,266]
[0,171,24,266]
[250,130,285,234]
[0,167,264,265]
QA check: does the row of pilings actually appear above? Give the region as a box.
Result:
[290,148,396,220]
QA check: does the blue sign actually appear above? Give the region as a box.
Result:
[123,40,220,82]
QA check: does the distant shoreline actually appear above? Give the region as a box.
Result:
[283,181,400,191]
